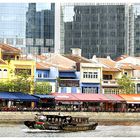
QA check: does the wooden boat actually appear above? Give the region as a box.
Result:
[24,114,98,132]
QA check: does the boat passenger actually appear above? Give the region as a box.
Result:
[39,115,47,122]
[35,113,47,122]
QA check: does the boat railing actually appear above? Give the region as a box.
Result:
[72,117,89,124]
[43,115,89,125]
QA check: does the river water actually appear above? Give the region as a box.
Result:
[0,123,140,137]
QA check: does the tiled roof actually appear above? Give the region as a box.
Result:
[115,55,129,62]
[103,67,120,72]
[36,62,74,71]
[0,43,21,53]
[46,54,76,68]
[57,66,74,71]
[116,63,140,70]
[64,54,92,63]
[132,65,140,70]
[35,55,48,61]
[97,58,116,67]
[36,62,51,70]
[118,63,134,70]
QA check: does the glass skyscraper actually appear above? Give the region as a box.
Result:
[61,3,134,59]
[134,4,140,57]
[0,3,55,55]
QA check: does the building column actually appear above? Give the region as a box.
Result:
[55,2,60,54]
[7,101,12,108]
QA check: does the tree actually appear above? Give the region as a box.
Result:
[0,70,52,94]
[117,74,135,94]
[0,81,9,92]
[34,82,52,94]
[0,69,32,93]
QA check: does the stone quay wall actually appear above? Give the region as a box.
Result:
[0,112,140,124]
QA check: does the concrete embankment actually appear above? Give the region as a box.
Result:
[0,112,140,125]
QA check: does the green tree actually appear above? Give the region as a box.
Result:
[0,69,32,93]
[11,69,32,93]
[34,82,52,94]
[0,70,52,94]
[0,81,9,92]
[117,74,135,94]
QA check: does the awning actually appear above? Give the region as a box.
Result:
[52,93,110,102]
[10,92,38,102]
[81,83,100,87]
[119,94,140,104]
[0,92,19,100]
[103,94,125,102]
[52,93,126,103]
[33,94,55,99]
[0,92,38,102]
[59,72,76,78]
[52,93,79,102]
[73,93,109,102]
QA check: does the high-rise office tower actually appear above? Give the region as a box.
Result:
[134,15,140,56]
[0,3,55,55]
[134,4,140,57]
[26,3,55,54]
[61,4,134,59]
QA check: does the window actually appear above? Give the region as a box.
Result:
[83,72,88,78]
[16,38,23,45]
[83,87,97,93]
[0,69,2,78]
[38,73,42,78]
[93,72,98,78]
[83,72,98,79]
[137,84,140,93]
[124,72,128,76]
[6,38,14,45]
[15,68,31,75]
[3,69,8,78]
[104,88,119,94]
[103,75,112,80]
[43,73,48,78]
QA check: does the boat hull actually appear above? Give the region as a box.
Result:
[63,123,98,132]
[24,121,98,132]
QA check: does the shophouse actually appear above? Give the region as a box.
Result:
[36,62,57,93]
[115,55,140,93]
[0,43,36,108]
[79,63,102,93]
[91,56,122,94]
[34,53,80,93]
[0,44,35,83]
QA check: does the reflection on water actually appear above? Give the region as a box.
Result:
[0,122,140,137]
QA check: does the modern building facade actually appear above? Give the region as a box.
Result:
[134,15,140,56]
[0,3,55,55]
[26,3,55,54]
[61,3,134,59]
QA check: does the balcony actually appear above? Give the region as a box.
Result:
[102,80,118,86]
[59,79,79,87]
[131,77,140,82]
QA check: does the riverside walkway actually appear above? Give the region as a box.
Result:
[0,112,140,124]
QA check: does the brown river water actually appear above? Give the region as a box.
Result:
[0,121,140,137]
